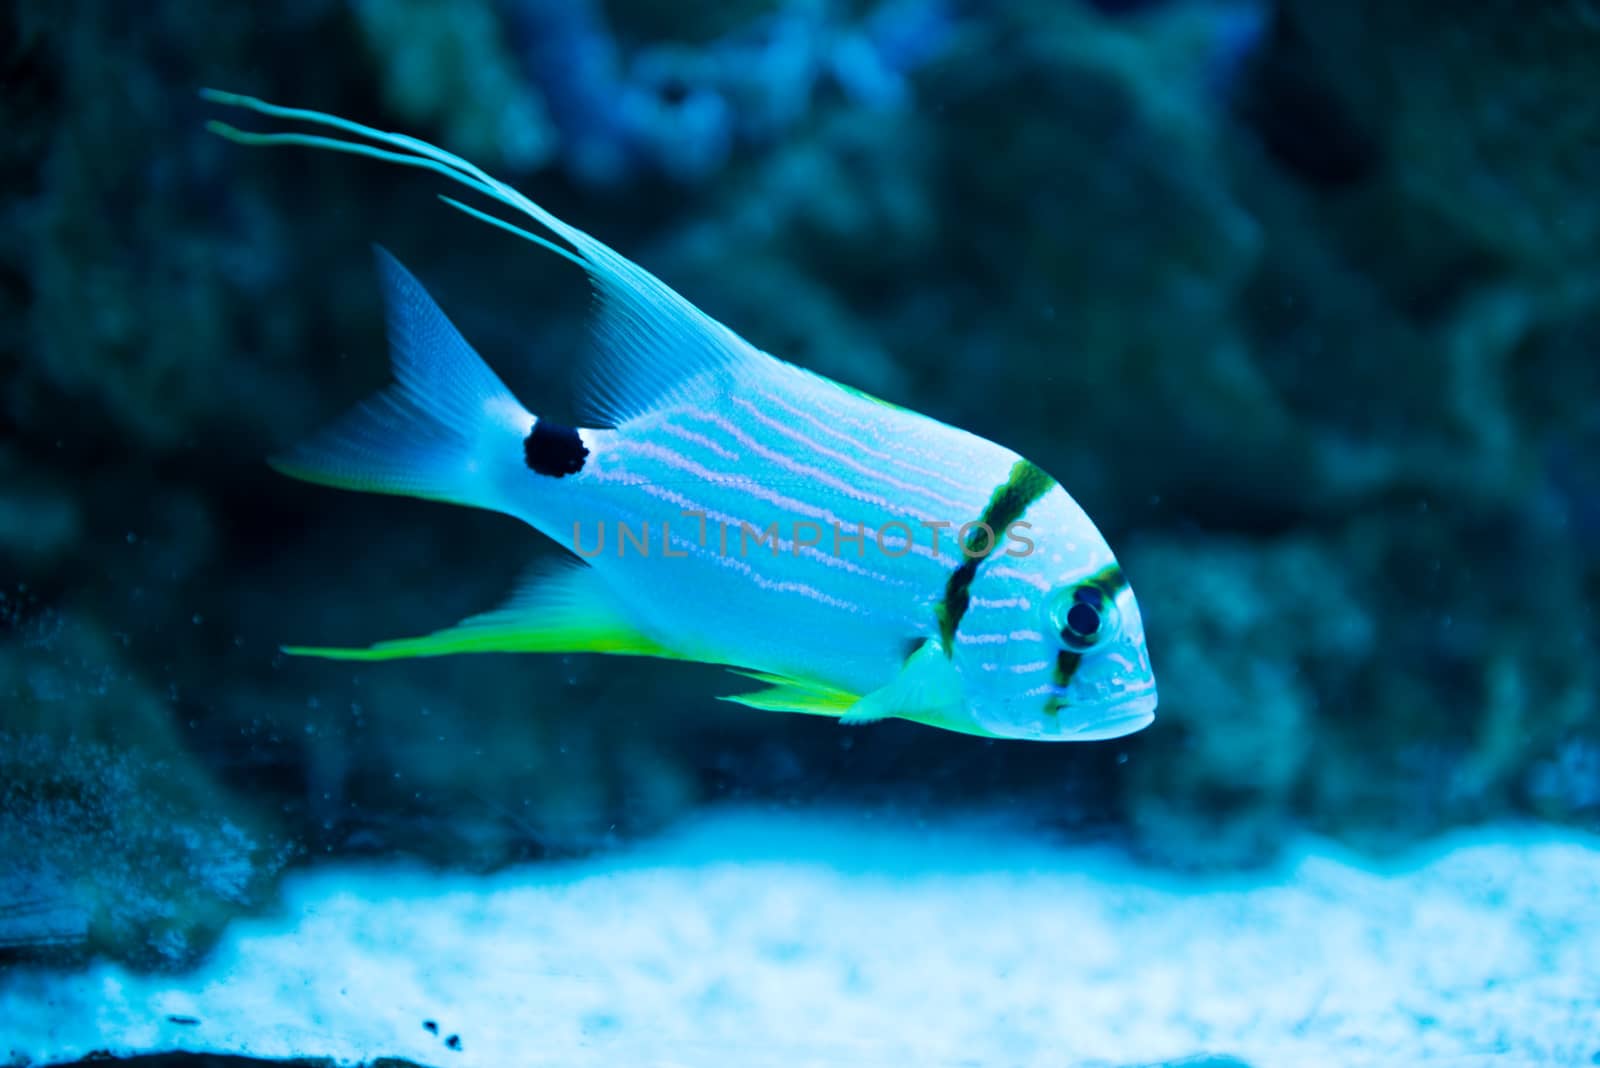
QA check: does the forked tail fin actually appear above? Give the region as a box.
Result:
[271,246,533,513]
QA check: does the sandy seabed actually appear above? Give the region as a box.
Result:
[3,809,1597,1068]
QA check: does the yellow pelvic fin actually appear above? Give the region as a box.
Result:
[839,639,965,725]
[283,560,675,661]
[719,671,863,719]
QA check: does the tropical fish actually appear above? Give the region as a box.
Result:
[203,90,1157,741]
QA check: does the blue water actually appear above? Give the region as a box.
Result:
[7,2,1600,1066]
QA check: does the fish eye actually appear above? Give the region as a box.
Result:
[1066,600,1100,640]
[1049,582,1119,653]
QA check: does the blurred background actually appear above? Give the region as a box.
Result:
[3,0,1598,974]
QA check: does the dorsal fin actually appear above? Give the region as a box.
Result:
[202,90,773,428]
[573,245,760,428]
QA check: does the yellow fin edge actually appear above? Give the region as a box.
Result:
[281,561,681,662]
[719,670,862,718]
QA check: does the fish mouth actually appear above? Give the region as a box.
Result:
[979,686,1158,742]
[1057,688,1157,741]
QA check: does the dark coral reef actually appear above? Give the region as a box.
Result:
[3,0,1597,964]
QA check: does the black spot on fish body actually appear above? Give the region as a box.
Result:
[446,1033,463,1051]
[524,420,588,477]
[165,1015,199,1026]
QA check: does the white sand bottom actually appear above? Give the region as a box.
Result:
[3,808,1597,1067]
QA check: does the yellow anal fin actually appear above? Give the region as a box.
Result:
[719,670,862,719]
[284,560,674,661]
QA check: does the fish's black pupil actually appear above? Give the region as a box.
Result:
[1066,600,1100,639]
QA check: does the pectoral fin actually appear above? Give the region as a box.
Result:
[722,640,967,727]
[840,639,964,725]
[283,559,675,660]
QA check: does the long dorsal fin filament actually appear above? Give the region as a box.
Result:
[203,89,771,430]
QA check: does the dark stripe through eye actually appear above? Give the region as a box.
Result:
[1054,650,1082,691]
[1081,563,1126,599]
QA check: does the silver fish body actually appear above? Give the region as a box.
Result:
[206,90,1156,741]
